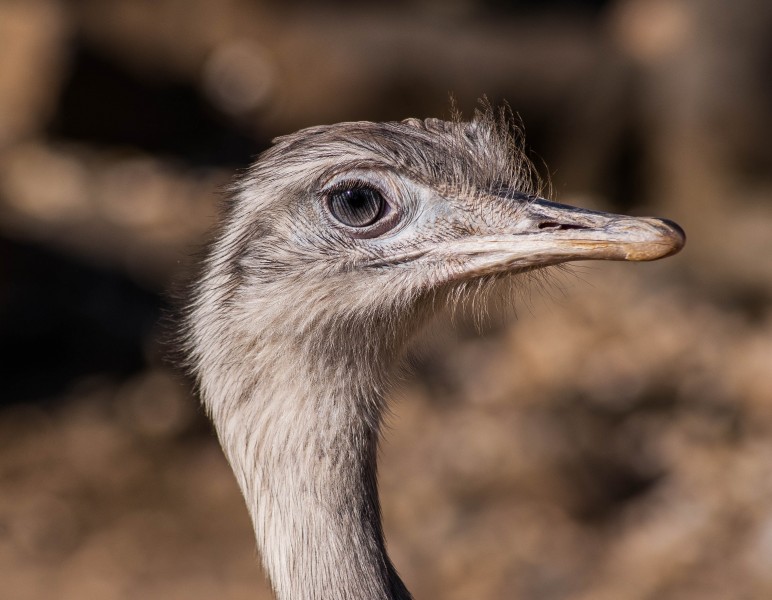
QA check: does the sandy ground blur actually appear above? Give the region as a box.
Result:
[0,1,771,599]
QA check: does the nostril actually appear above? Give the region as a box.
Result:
[537,222,588,231]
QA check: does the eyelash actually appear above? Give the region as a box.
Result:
[325,179,376,195]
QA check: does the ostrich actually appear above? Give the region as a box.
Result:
[183,110,685,600]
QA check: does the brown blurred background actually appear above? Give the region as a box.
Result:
[1,0,771,598]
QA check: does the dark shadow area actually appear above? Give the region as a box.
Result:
[48,40,264,167]
[0,236,162,404]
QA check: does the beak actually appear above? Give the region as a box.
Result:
[433,196,686,278]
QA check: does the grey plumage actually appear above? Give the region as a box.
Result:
[182,108,684,600]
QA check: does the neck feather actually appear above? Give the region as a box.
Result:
[202,330,413,600]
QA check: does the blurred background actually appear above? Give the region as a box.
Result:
[1,0,771,598]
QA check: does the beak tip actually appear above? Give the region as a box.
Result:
[657,218,687,258]
[619,217,686,261]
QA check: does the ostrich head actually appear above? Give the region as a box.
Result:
[184,111,684,600]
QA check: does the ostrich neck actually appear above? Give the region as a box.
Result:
[208,341,412,600]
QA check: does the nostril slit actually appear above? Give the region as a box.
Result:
[538,222,588,231]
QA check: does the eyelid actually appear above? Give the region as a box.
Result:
[322,175,387,197]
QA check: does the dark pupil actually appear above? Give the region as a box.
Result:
[328,187,383,227]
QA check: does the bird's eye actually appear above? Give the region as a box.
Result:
[327,186,385,228]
